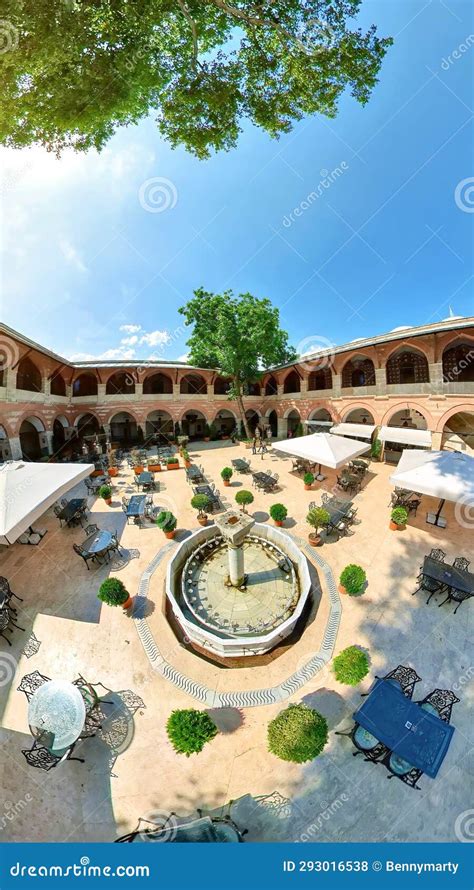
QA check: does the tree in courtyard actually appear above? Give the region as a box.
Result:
[179,289,296,437]
[0,2,392,158]
[166,708,218,756]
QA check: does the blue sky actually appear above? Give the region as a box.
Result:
[1,0,473,362]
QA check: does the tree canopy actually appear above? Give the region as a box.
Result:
[179,288,296,435]
[0,1,392,157]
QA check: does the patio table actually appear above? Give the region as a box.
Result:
[28,680,86,755]
[351,459,369,470]
[323,501,353,534]
[193,485,219,509]
[57,498,87,524]
[252,472,278,491]
[231,459,250,473]
[136,471,155,490]
[186,465,204,482]
[81,529,113,561]
[353,679,454,778]
[422,557,474,596]
[126,495,146,522]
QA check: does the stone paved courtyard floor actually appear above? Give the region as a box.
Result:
[0,441,472,842]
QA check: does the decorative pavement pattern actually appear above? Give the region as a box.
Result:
[132,536,341,707]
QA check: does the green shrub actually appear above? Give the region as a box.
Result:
[167,455,179,465]
[235,490,254,513]
[98,577,129,607]
[156,510,177,532]
[209,422,219,440]
[303,472,314,486]
[220,467,233,481]
[370,436,382,459]
[339,564,367,595]
[181,449,190,461]
[269,503,288,523]
[268,704,328,763]
[98,484,112,500]
[166,709,218,756]
[294,422,304,437]
[191,494,211,518]
[203,422,211,437]
[332,646,369,686]
[391,506,408,526]
[306,507,330,535]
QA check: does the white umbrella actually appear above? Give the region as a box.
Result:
[274,433,370,479]
[0,460,94,545]
[390,449,474,525]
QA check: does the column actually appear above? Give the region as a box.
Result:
[429,362,444,393]
[375,368,386,396]
[5,367,18,399]
[97,383,106,400]
[332,373,342,397]
[431,431,443,450]
[9,437,23,459]
[135,382,143,399]
[228,543,245,587]
[277,416,287,438]
[39,430,54,455]
[173,383,180,399]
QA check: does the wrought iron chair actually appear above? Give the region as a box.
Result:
[381,751,423,790]
[437,586,473,614]
[413,548,448,601]
[416,688,460,724]
[73,542,96,570]
[107,530,124,557]
[22,739,84,770]
[53,504,65,525]
[17,670,51,700]
[0,576,23,604]
[335,723,389,762]
[361,665,421,700]
[0,606,25,646]
[84,524,100,537]
[73,675,114,739]
[453,556,470,571]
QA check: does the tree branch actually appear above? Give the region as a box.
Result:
[177,0,199,63]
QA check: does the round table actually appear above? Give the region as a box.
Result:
[28,680,86,754]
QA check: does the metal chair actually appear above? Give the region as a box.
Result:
[413,549,448,601]
[22,739,84,770]
[84,524,99,536]
[0,576,23,604]
[437,586,473,614]
[453,556,470,571]
[0,606,25,646]
[361,665,421,700]
[335,723,389,762]
[73,542,96,570]
[53,504,65,525]
[17,670,51,701]
[381,751,423,790]
[107,530,123,557]
[416,688,460,723]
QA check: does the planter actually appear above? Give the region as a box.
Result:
[134,466,144,475]
[274,519,283,527]
[184,460,191,469]
[308,533,321,546]
[122,595,133,611]
[148,464,161,473]
[198,516,208,527]
[389,521,406,531]
[223,480,231,487]
[165,530,176,539]
[104,498,112,506]
[304,483,312,491]
[167,463,179,470]
[91,469,103,477]
[338,584,348,595]
[108,467,118,477]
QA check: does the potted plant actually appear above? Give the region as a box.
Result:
[221,467,233,487]
[147,458,161,472]
[303,472,314,491]
[339,564,367,596]
[108,450,118,477]
[191,494,211,526]
[98,484,112,506]
[370,435,382,461]
[182,449,191,469]
[267,704,328,763]
[306,506,330,546]
[167,455,179,470]
[269,503,288,527]
[235,490,254,514]
[98,577,133,611]
[390,506,408,531]
[203,423,211,442]
[332,646,369,686]
[156,510,177,539]
[166,709,218,757]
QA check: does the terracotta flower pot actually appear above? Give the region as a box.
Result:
[134,465,144,475]
[91,469,102,477]
[165,530,176,539]
[308,533,321,546]
[223,480,230,487]
[148,464,161,472]
[198,516,208,527]
[274,519,283,527]
[389,521,406,531]
[167,463,179,470]
[108,467,118,477]
[184,460,191,468]
[103,498,112,506]
[122,595,133,611]
[338,584,348,595]
[304,483,312,491]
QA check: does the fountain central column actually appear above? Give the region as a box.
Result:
[214,510,256,588]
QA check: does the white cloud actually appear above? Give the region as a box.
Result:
[120,335,139,346]
[59,237,88,273]
[177,353,189,362]
[139,329,171,347]
[100,346,137,360]
[119,324,142,334]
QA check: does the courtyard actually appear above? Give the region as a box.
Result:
[0,441,471,843]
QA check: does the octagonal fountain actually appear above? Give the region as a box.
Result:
[166,510,311,658]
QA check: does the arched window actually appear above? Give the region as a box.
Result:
[307,368,332,391]
[283,370,300,393]
[17,357,42,392]
[341,357,376,388]
[243,381,261,396]
[386,350,429,385]
[264,376,278,395]
[214,376,231,395]
[179,374,207,394]
[143,372,173,394]
[106,372,135,395]
[50,373,66,396]
[442,343,474,383]
[72,373,98,397]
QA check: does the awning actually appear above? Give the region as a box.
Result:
[304,420,333,426]
[330,423,375,440]
[0,460,94,545]
[379,426,431,448]
[389,449,474,503]
[274,432,370,469]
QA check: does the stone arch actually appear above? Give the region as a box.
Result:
[19,416,45,460]
[214,376,231,395]
[180,409,208,440]
[442,340,474,383]
[341,355,376,388]
[283,369,301,394]
[72,372,98,397]
[380,402,433,429]
[146,410,174,443]
[109,411,139,445]
[143,371,173,394]
[435,403,474,433]
[50,371,66,396]
[245,409,261,434]
[285,409,301,436]
[179,373,207,395]
[307,407,334,422]
[385,406,429,431]
[386,346,429,385]
[53,414,69,428]
[17,356,42,393]
[343,406,376,425]
[264,375,278,396]
[73,411,101,430]
[440,410,474,454]
[307,368,332,391]
[212,408,237,436]
[105,371,135,395]
[243,381,261,396]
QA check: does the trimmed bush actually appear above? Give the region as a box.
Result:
[235,490,254,512]
[269,503,288,523]
[370,436,382,459]
[268,704,328,763]
[303,472,314,486]
[156,510,177,532]
[220,467,233,481]
[332,646,369,686]
[166,709,218,756]
[391,506,408,526]
[339,564,367,595]
[306,506,330,535]
[98,484,112,500]
[167,455,179,465]
[98,577,129,607]
[190,494,211,518]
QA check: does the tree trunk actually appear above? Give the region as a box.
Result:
[234,380,251,439]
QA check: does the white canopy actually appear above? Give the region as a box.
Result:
[330,423,375,440]
[389,449,474,503]
[274,432,370,469]
[0,461,94,545]
[379,425,431,448]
